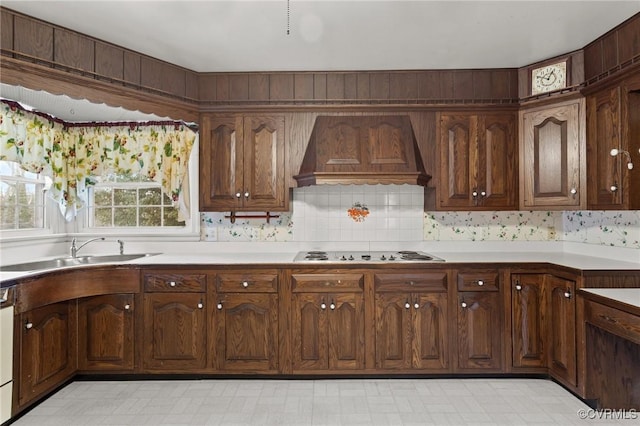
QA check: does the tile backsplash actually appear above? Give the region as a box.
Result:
[200,185,640,249]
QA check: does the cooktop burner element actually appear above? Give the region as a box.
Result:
[293,250,445,263]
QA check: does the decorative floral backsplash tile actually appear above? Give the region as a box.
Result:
[563,210,640,249]
[199,187,640,249]
[424,211,562,241]
[201,212,293,242]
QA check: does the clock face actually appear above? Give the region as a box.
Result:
[531,62,567,95]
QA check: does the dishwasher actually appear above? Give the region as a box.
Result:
[0,288,14,424]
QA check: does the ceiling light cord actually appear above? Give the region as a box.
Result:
[286,0,290,35]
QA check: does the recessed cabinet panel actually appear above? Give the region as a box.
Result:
[321,121,362,167]
[368,122,408,166]
[414,293,448,369]
[521,99,585,209]
[512,274,546,368]
[457,292,502,371]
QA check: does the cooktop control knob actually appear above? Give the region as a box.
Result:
[340,255,347,261]
[381,255,386,260]
[348,255,354,260]
[389,255,396,260]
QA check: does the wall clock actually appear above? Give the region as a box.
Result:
[531,61,568,95]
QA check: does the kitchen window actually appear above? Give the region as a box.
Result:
[0,160,50,231]
[86,175,185,229]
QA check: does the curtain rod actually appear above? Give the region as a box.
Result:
[0,99,198,132]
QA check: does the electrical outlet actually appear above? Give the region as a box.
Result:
[547,226,557,240]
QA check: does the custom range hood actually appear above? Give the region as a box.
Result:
[294,115,431,186]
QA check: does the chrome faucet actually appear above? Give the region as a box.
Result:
[70,237,106,258]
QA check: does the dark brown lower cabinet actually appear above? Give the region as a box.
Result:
[375,292,448,370]
[457,292,502,371]
[78,294,135,371]
[512,274,546,368]
[18,301,77,409]
[547,276,577,387]
[291,292,364,371]
[215,293,278,371]
[143,293,206,371]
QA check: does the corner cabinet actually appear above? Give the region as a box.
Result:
[200,114,287,212]
[438,112,518,210]
[520,97,586,210]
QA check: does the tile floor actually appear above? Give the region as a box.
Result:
[11,378,633,425]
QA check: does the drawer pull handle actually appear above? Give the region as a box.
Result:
[168,281,177,287]
[242,281,249,288]
[25,321,33,330]
[599,314,617,324]
[124,304,131,310]
[477,280,484,286]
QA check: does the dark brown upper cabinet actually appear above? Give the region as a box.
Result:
[438,112,518,210]
[200,114,287,212]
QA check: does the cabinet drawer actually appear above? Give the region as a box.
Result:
[585,300,640,345]
[457,270,499,291]
[291,273,364,292]
[217,272,277,293]
[374,271,447,292]
[144,273,206,292]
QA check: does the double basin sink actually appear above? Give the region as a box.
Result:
[0,253,159,272]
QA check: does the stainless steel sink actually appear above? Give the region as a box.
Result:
[0,253,159,272]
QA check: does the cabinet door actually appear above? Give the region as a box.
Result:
[375,292,413,369]
[512,274,546,368]
[292,293,328,370]
[242,115,286,210]
[478,114,517,209]
[327,293,365,370]
[413,293,448,370]
[439,114,476,208]
[521,99,584,209]
[78,294,135,371]
[547,276,577,386]
[200,115,244,211]
[215,293,278,371]
[19,302,77,408]
[143,293,206,370]
[587,87,623,209]
[457,292,502,371]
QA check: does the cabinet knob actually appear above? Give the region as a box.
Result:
[320,302,327,310]
[472,190,478,198]
[244,191,250,198]
[461,301,467,308]
[330,301,336,310]
[515,284,522,291]
[564,290,572,299]
[477,280,484,286]
[235,192,241,198]
[124,304,131,310]
[168,281,177,287]
[610,183,618,193]
[406,281,415,286]
[570,188,577,195]
[414,302,420,309]
[198,301,204,309]
[217,302,223,310]
[480,191,487,197]
[242,281,249,288]
[25,321,33,330]
[404,301,411,309]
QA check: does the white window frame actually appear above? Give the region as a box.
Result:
[77,139,200,240]
[0,161,54,238]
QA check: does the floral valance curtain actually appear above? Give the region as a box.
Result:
[0,102,196,221]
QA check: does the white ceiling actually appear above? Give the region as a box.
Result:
[1,0,639,122]
[3,0,640,72]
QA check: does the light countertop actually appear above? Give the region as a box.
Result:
[580,288,640,310]
[2,250,639,285]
